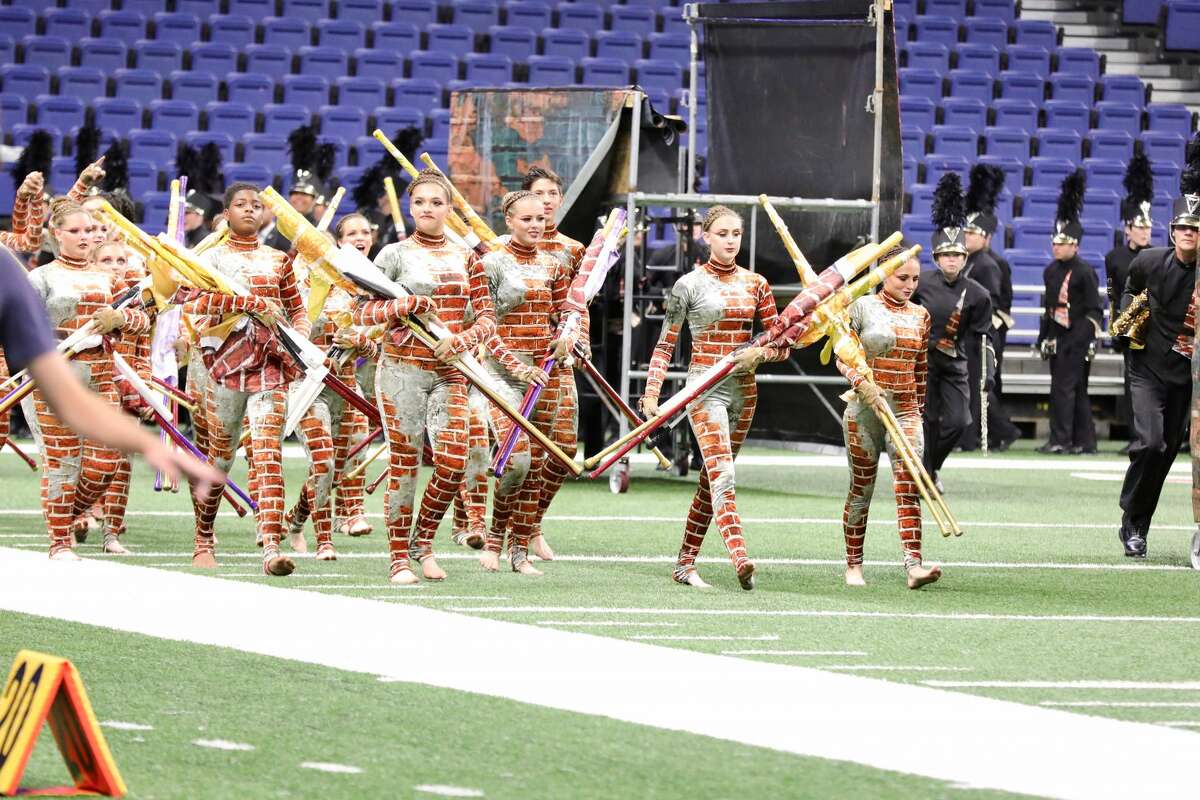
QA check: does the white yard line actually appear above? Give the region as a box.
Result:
[100,721,154,731]
[1042,701,1200,708]
[721,650,870,657]
[373,596,512,601]
[413,786,485,798]
[1,548,1197,800]
[299,762,363,774]
[219,573,354,579]
[536,621,682,627]
[628,635,781,641]
[1158,721,1200,728]
[452,607,1200,624]
[821,666,972,672]
[927,681,1200,690]
[192,739,255,751]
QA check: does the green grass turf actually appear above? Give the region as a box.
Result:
[0,438,1197,796]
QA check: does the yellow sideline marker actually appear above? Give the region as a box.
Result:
[0,650,126,797]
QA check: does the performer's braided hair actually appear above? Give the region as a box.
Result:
[501,189,538,217]
[49,197,86,231]
[521,165,563,191]
[406,167,452,201]
[702,204,742,231]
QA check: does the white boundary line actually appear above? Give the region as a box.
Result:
[927,681,1200,690]
[720,650,870,657]
[629,635,781,642]
[1042,701,1200,708]
[449,607,1200,624]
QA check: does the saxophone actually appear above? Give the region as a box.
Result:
[1110,289,1150,349]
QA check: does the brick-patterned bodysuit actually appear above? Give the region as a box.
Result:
[178,233,309,567]
[27,257,150,556]
[645,259,786,582]
[481,239,570,567]
[837,292,931,569]
[0,192,46,448]
[352,231,496,578]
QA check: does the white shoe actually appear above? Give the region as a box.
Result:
[1191,528,1200,571]
[50,549,81,562]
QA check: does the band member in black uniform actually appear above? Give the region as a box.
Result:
[915,174,993,492]
[1105,153,1155,455]
[1116,138,1199,558]
[1037,170,1102,455]
[964,164,1020,451]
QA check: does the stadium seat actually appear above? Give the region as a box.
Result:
[353,136,385,165]
[903,157,919,185]
[453,0,500,30]
[908,183,935,218]
[611,6,655,34]
[984,125,1031,159]
[1095,101,1141,136]
[135,40,183,73]
[191,43,238,77]
[1084,188,1121,221]
[465,52,513,84]
[507,1,552,31]
[580,57,629,87]
[1083,158,1126,192]
[1029,156,1075,187]
[113,68,163,104]
[1088,129,1133,161]
[410,50,459,82]
[0,7,36,40]
[899,95,937,130]
[980,154,1024,191]
[947,69,992,102]
[1140,130,1186,167]
[1013,19,1057,49]
[318,133,350,170]
[392,0,438,27]
[318,19,367,50]
[141,191,171,234]
[635,58,682,91]
[227,73,276,107]
[1080,219,1115,253]
[169,70,219,105]
[149,99,200,137]
[42,8,89,41]
[973,0,1016,21]
[901,215,936,249]
[542,28,589,60]
[263,17,312,49]
[427,24,474,58]
[79,38,128,73]
[98,10,147,43]
[228,0,274,16]
[0,94,28,126]
[961,16,1008,48]
[336,76,386,108]
[282,74,331,110]
[50,156,81,193]
[1100,74,1145,109]
[1005,45,1050,79]
[153,12,201,46]
[129,129,177,164]
[1055,48,1100,79]
[893,0,917,20]
[1035,128,1081,161]
[1043,100,1090,135]
[661,10,689,36]
[299,45,349,75]
[1163,1,1200,52]
[0,37,12,69]
[354,48,401,80]
[1,65,50,100]
[262,103,311,136]
[1122,0,1164,23]
[185,131,235,164]
[899,68,942,101]
[557,2,604,32]
[596,31,642,63]
[956,43,1000,77]
[905,42,950,72]
[9,124,64,155]
[319,104,367,140]
[1011,216,1053,248]
[997,71,1043,103]
[224,163,275,187]
[925,0,966,17]
[942,97,987,131]
[1145,103,1194,137]
[126,158,158,197]
[914,16,960,46]
[205,101,256,138]
[527,54,575,85]
[1049,73,1095,104]
[209,14,257,47]
[925,154,970,183]
[21,36,72,72]
[374,105,424,135]
[34,95,85,132]
[340,0,386,24]
[902,126,926,157]
[488,26,536,60]
[372,21,420,52]
[94,98,141,132]
[390,77,442,113]
[993,98,1039,132]
[245,45,293,80]
[931,124,979,158]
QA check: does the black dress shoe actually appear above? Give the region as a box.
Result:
[1068,445,1099,455]
[1120,525,1147,558]
[1036,442,1066,454]
[990,436,1015,452]
[933,472,945,494]
[1118,443,1131,456]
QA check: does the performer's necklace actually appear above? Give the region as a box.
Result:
[413,230,446,248]
[229,232,260,252]
[507,240,538,260]
[57,254,89,270]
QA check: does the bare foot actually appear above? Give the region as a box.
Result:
[452,530,485,550]
[513,559,543,577]
[907,563,942,589]
[102,535,129,555]
[421,557,447,581]
[845,565,866,586]
[341,516,373,537]
[49,548,81,562]
[264,555,296,577]
[675,569,711,588]
[479,551,500,572]
[390,567,419,585]
[192,551,217,568]
[736,560,756,591]
[530,533,555,561]
[315,542,337,561]
[255,532,264,548]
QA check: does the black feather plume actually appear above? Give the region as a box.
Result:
[10,130,54,186]
[196,143,224,195]
[99,139,129,194]
[288,124,320,170]
[352,163,386,210]
[175,142,199,187]
[931,172,966,230]
[1056,169,1086,225]
[965,164,1004,216]
[1123,152,1154,206]
[314,141,337,185]
[1181,133,1200,197]
[74,123,102,180]
[394,126,423,164]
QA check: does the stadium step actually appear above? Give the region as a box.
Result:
[1105,62,1180,78]
[1062,33,1136,49]
[1020,9,1096,23]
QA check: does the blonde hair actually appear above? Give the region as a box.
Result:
[90,240,125,263]
[406,168,452,201]
[501,189,538,217]
[701,205,742,232]
[49,197,87,231]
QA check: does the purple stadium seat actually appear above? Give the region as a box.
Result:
[1029,156,1075,187]
[984,125,1031,159]
[979,154,1024,190]
[1146,103,1194,137]
[997,70,1044,103]
[942,97,987,131]
[507,1,552,31]
[209,15,257,48]
[340,0,386,24]
[126,159,158,197]
[299,45,349,74]
[129,129,177,164]
[924,154,970,182]
[542,28,589,60]
[1088,129,1133,161]
[1080,218,1115,253]
[1034,127,1081,160]
[557,2,604,33]
[894,0,917,20]
[1151,193,1174,226]
[427,24,474,58]
[141,192,171,234]
[1011,216,1053,248]
[993,97,1038,131]
[429,108,452,139]
[452,0,500,30]
[926,0,967,17]
[973,0,1016,21]
[0,37,12,68]
[149,99,200,137]
[318,19,367,50]
[1095,101,1141,136]
[465,52,514,84]
[1043,100,1090,134]
[1164,1,1200,52]
[661,9,688,36]
[353,136,385,165]
[635,59,683,91]
[135,40,183,73]
[42,8,89,41]
[0,8,36,39]
[354,48,401,80]
[1122,0,1163,23]
[903,157,919,185]
[113,68,162,104]
[580,57,629,87]
[319,104,367,141]
[50,156,80,192]
[906,42,950,72]
[205,101,257,138]
[228,0,274,16]
[1048,73,1095,104]
[648,32,689,66]
[903,125,926,157]
[899,68,942,101]
[98,10,147,43]
[947,69,993,102]
[393,0,439,27]
[21,36,72,72]
[596,30,642,63]
[1141,130,1186,167]
[372,22,420,53]
[411,51,460,82]
[956,43,1000,76]
[282,74,331,110]
[336,76,387,108]
[1,65,50,100]
[175,0,213,13]
[488,26,536,60]
[224,163,275,187]
[390,77,443,113]
[1083,158,1126,191]
[931,124,979,158]
[900,94,937,129]
[1013,19,1057,49]
[901,216,936,250]
[914,16,960,45]
[9,125,64,155]
[185,132,235,164]
[373,105,424,134]
[1054,47,1100,79]
[1084,188,1121,221]
[169,70,219,105]
[423,137,449,165]
[316,134,349,170]
[611,6,655,34]
[527,54,575,85]
[245,45,293,80]
[227,73,276,107]
[262,103,312,136]
[1005,44,1050,78]
[153,12,201,46]
[79,38,128,73]
[0,93,28,125]
[1100,74,1146,108]
[283,0,331,16]
[192,43,238,77]
[263,17,312,50]
[34,95,85,131]
[908,183,935,218]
